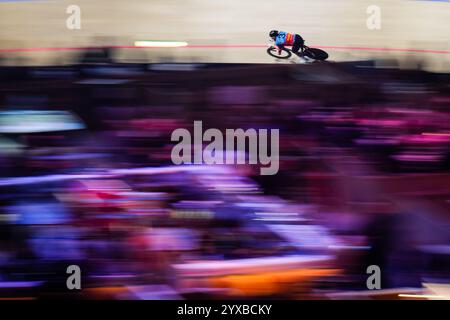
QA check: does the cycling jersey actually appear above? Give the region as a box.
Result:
[275,31,295,46]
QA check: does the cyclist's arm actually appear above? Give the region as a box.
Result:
[275,37,285,53]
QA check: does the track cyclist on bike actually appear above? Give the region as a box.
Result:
[269,30,305,56]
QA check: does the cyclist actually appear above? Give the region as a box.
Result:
[269,30,305,56]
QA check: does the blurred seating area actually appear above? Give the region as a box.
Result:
[0,60,449,299]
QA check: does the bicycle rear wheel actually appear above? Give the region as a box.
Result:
[267,46,292,59]
[303,48,329,61]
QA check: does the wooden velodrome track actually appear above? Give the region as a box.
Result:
[0,0,449,71]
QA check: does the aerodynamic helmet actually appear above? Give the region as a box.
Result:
[269,30,279,38]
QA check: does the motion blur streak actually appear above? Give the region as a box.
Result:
[1,0,450,70]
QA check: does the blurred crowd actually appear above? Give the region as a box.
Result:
[0,58,449,299]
